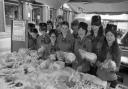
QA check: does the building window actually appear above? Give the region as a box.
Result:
[5,4,19,26]
[32,6,41,25]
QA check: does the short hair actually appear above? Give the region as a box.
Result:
[61,21,69,28]
[71,19,79,27]
[30,28,38,34]
[105,24,117,37]
[28,23,35,29]
[47,20,53,28]
[78,22,88,34]
[49,29,57,37]
[39,22,47,31]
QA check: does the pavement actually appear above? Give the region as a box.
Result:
[0,26,11,55]
[0,32,11,39]
[0,35,11,55]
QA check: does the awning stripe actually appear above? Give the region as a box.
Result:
[68,1,128,13]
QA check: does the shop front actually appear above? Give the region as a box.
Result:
[1,0,50,32]
[32,5,42,25]
[5,1,19,32]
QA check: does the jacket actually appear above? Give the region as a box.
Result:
[73,36,92,72]
[91,35,105,57]
[28,33,38,50]
[46,42,58,54]
[96,39,121,81]
[37,34,50,49]
[56,32,75,52]
[72,31,78,39]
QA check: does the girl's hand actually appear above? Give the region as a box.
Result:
[102,60,117,72]
[101,64,116,72]
[38,47,44,53]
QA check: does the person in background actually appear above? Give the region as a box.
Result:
[28,28,39,50]
[56,21,75,52]
[89,15,105,75]
[56,15,64,36]
[28,23,35,38]
[56,15,64,25]
[56,23,62,36]
[37,22,50,49]
[96,24,121,88]
[73,22,92,73]
[47,29,58,54]
[47,20,53,34]
[71,19,79,39]
[28,23,35,33]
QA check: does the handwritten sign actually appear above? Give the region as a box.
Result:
[12,21,26,41]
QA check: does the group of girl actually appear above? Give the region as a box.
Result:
[28,15,121,88]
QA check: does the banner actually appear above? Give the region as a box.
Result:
[11,20,28,52]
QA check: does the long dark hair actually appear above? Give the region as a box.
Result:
[90,25,104,37]
[78,22,88,35]
[49,29,58,37]
[99,23,121,65]
[99,37,121,64]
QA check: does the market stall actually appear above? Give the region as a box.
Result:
[0,48,127,89]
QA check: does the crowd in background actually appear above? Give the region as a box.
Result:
[27,15,121,88]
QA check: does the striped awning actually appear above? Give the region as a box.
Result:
[69,0,128,3]
[68,1,128,14]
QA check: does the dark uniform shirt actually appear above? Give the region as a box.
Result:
[74,36,92,72]
[72,32,78,39]
[37,34,51,49]
[96,43,121,81]
[28,33,38,50]
[88,35,105,75]
[56,32,75,52]
[46,42,58,54]
[91,35,105,58]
